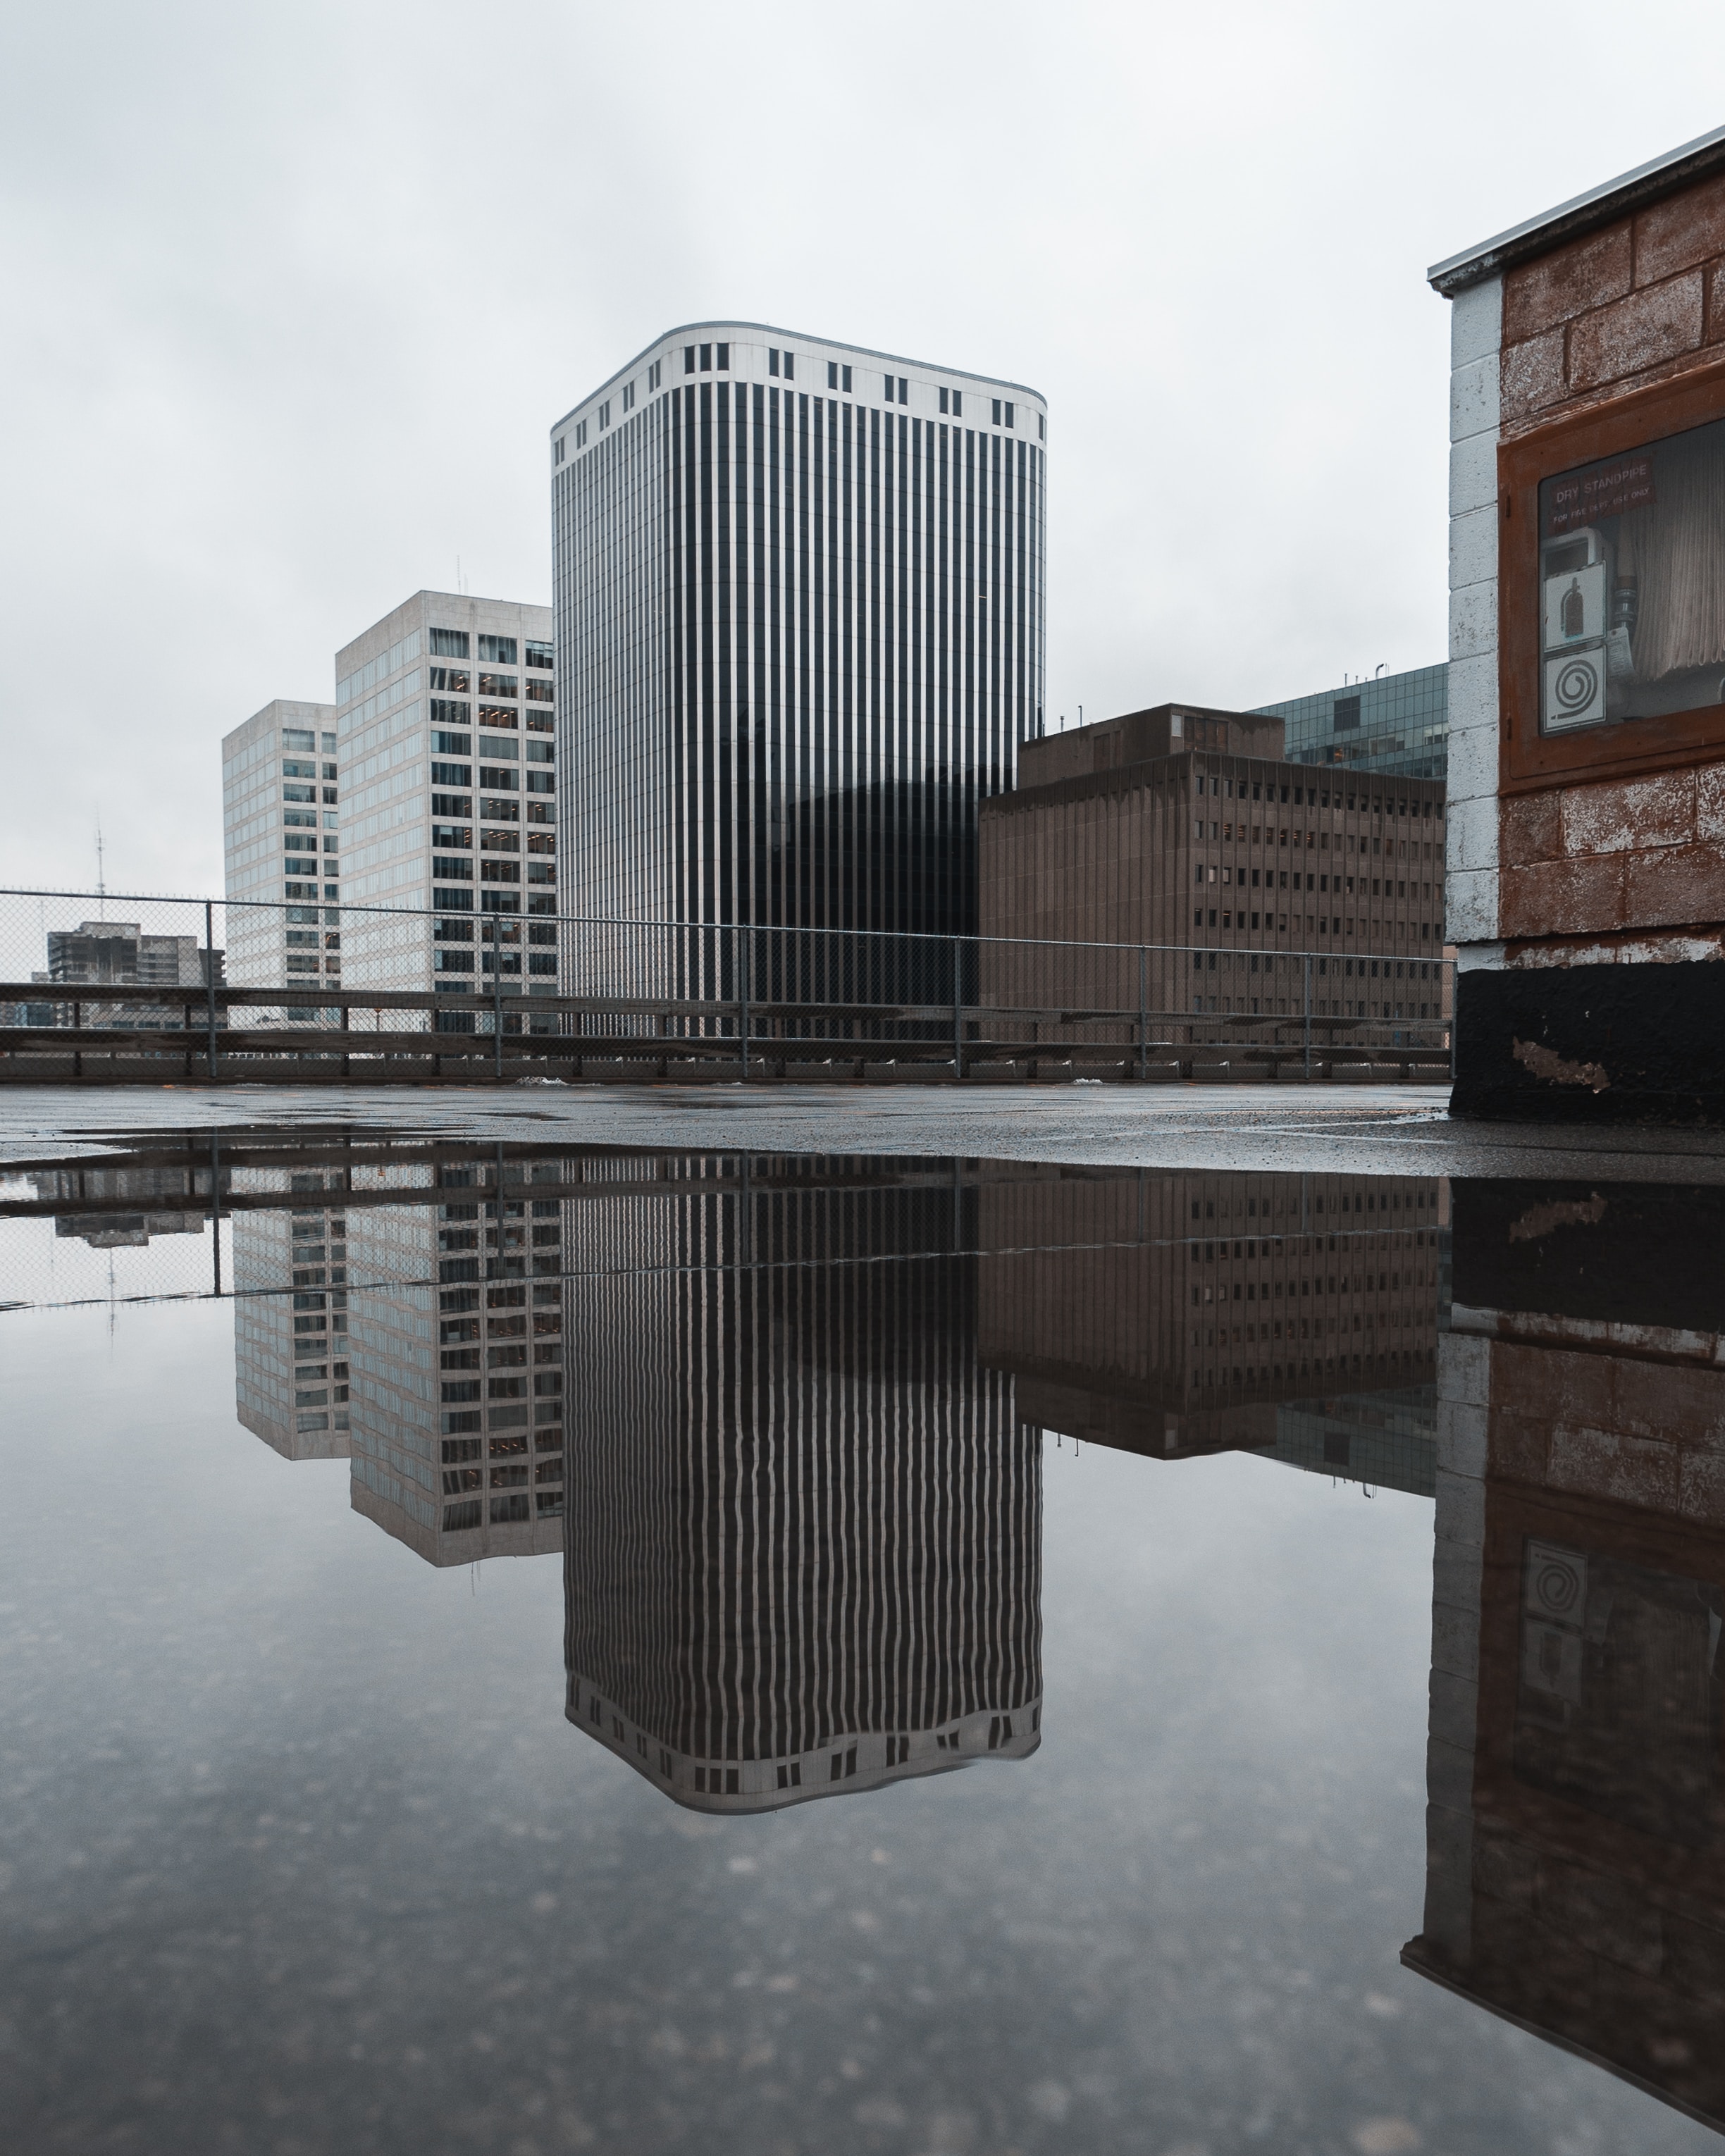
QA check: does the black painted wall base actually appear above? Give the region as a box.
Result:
[1453,959,1725,1123]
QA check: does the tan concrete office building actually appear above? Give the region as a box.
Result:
[334,591,557,1020]
[221,700,341,1001]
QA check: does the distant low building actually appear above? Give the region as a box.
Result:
[1250,663,1448,780]
[43,919,223,1030]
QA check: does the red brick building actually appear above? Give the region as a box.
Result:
[1432,128,1725,1118]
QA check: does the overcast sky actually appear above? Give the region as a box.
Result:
[4,1,1723,900]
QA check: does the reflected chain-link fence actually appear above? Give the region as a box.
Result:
[0,886,1454,1083]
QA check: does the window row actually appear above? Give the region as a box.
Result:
[1192,774,1442,819]
[283,729,338,755]
[428,631,548,667]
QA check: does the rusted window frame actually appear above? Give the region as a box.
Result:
[1498,352,1725,795]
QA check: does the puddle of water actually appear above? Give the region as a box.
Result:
[2,1136,1721,2154]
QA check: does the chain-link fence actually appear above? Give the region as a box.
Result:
[0,886,1454,1082]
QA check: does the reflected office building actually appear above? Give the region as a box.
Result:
[1407,1181,1725,2133]
[230,1171,351,1463]
[345,1159,568,1563]
[562,1162,1042,1811]
[977,1167,1444,1496]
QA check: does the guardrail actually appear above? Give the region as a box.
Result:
[0,887,1454,1086]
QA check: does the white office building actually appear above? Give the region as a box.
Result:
[221,700,341,1001]
[550,323,1046,969]
[334,592,557,1024]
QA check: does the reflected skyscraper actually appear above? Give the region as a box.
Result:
[1406,1180,1725,2131]
[561,1163,1042,1810]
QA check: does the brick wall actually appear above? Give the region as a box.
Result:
[1501,762,1725,950]
[1500,175,1725,431]
[1484,172,1725,958]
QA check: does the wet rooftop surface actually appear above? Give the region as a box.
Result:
[4,1107,1725,2154]
[5,1082,1725,1182]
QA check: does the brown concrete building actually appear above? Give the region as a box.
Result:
[975,1165,1443,1460]
[1432,126,1725,1118]
[977,702,1449,1028]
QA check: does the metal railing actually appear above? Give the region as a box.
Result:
[0,887,1454,1085]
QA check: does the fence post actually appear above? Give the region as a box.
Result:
[740,925,750,1080]
[952,936,963,1080]
[493,915,504,1079]
[1449,957,1457,1087]
[1137,946,1146,1082]
[1302,954,1313,1082]
[209,1130,222,1298]
[204,900,219,1082]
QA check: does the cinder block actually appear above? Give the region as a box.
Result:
[1447,867,1501,943]
[1569,271,1705,392]
[1504,223,1633,342]
[1562,769,1696,856]
[1678,1449,1725,1528]
[1449,428,1498,519]
[1432,1539,1484,1620]
[1612,1356,1725,1444]
[1434,1464,1487,1550]
[1426,1733,1478,1811]
[1451,273,1503,368]
[1698,758,1725,843]
[1449,502,1499,592]
[1447,791,1500,874]
[1623,838,1725,929]
[1432,1610,1482,1690]
[1547,1422,1680,1511]
[1500,789,1562,867]
[1438,1330,1492,1410]
[1500,330,1566,422]
[1436,1396,1489,1476]
[1447,650,1499,736]
[1494,1341,1612,1430]
[1473,1830,1538,1912]
[1633,178,1725,285]
[1449,581,1497,663]
[1538,1854,1663,1976]
[1450,354,1501,443]
[1500,851,1626,938]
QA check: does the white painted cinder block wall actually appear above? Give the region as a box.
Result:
[1445,278,1504,960]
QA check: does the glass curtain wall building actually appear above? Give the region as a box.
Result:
[550,323,1046,995]
[1251,664,1449,781]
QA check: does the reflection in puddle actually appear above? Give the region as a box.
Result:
[1409,1179,1725,2133]
[3,1136,1723,2145]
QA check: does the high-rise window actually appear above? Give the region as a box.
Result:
[683,346,695,373]
[478,636,517,665]
[715,343,729,368]
[430,628,469,658]
[699,343,712,370]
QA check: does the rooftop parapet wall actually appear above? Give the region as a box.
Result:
[1018,705,1282,792]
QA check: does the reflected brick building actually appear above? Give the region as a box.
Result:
[1406,1181,1725,2131]
[562,1163,1042,1811]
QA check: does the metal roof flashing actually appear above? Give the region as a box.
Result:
[1427,123,1725,297]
